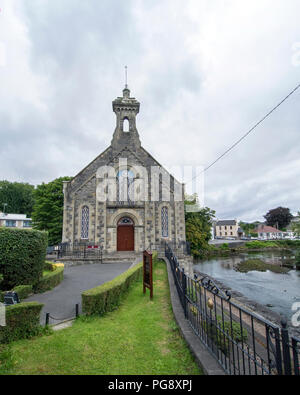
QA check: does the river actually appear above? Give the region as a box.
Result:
[194,251,300,329]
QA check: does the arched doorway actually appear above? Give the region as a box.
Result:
[117,217,134,251]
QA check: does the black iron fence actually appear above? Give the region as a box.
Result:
[56,242,103,262]
[165,244,300,375]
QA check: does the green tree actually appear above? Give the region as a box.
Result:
[185,195,215,257]
[0,181,35,217]
[239,221,259,236]
[264,207,293,230]
[32,177,72,246]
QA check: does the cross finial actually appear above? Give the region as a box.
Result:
[125,65,128,88]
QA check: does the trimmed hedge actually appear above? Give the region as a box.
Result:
[82,262,144,315]
[33,264,64,294]
[0,302,43,344]
[0,228,48,290]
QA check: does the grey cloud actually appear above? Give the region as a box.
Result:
[0,0,299,222]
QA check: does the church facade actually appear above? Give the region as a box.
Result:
[62,86,186,254]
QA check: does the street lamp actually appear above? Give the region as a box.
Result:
[2,203,7,215]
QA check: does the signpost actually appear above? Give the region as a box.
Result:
[143,250,153,300]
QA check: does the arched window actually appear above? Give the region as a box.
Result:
[161,206,169,238]
[117,169,134,203]
[123,118,129,132]
[81,206,89,239]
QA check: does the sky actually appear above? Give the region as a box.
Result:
[0,0,299,222]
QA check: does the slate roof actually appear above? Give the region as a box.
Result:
[216,220,237,226]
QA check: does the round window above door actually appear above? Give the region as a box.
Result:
[118,217,134,226]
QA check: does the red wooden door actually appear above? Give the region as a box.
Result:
[117,225,134,251]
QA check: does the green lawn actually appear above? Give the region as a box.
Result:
[0,260,202,375]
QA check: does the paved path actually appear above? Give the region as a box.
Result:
[25,262,131,325]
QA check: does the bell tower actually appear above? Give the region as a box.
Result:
[111,85,141,151]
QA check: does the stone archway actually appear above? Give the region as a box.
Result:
[117,217,135,251]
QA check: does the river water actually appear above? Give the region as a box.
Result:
[194,251,300,325]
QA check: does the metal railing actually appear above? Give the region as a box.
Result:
[165,244,300,375]
[45,304,80,326]
[56,242,103,262]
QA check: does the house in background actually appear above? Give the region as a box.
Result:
[0,212,32,229]
[214,219,243,239]
[254,225,283,240]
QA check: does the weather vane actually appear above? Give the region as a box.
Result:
[125,65,128,88]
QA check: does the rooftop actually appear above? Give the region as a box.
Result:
[216,220,238,226]
[0,212,32,221]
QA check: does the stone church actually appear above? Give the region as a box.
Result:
[62,85,186,254]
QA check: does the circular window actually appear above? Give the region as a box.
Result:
[118,217,134,226]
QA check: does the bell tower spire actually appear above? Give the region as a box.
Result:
[111,81,141,151]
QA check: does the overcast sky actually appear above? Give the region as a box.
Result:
[0,0,299,222]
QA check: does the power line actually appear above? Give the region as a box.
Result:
[186,82,300,184]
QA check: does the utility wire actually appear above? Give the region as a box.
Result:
[186,82,300,184]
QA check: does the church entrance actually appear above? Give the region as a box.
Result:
[117,217,134,252]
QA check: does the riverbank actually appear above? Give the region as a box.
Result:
[194,268,300,338]
[201,239,300,259]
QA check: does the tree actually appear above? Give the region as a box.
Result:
[239,221,256,236]
[0,180,35,217]
[185,195,215,257]
[264,207,293,230]
[32,177,72,246]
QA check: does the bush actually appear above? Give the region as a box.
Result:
[0,302,43,343]
[220,243,229,249]
[33,265,64,293]
[201,315,248,355]
[82,262,144,315]
[245,241,278,249]
[0,228,48,290]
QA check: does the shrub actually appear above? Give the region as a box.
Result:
[82,262,144,315]
[220,243,229,250]
[44,261,55,272]
[245,241,278,249]
[0,302,43,343]
[33,265,64,293]
[0,228,48,290]
[201,315,248,355]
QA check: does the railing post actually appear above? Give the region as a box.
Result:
[76,304,79,318]
[281,319,292,375]
[182,268,187,318]
[45,313,50,327]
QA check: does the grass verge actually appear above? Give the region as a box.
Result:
[0,260,202,375]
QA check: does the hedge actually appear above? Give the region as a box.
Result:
[0,302,43,344]
[0,228,48,290]
[82,261,144,315]
[33,264,64,294]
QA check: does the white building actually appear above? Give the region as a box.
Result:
[0,212,32,229]
[254,225,283,240]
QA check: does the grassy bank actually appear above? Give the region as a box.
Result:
[0,260,202,375]
[200,240,300,259]
[235,259,290,274]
